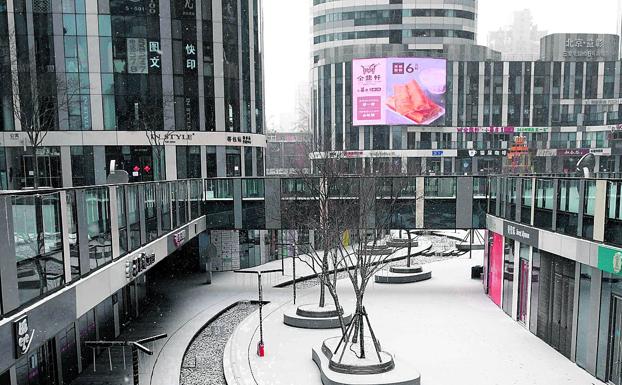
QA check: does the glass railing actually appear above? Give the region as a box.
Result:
[4,174,622,318]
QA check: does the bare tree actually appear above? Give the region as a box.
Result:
[1,29,79,189]
[140,96,176,181]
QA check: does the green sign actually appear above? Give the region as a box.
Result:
[598,245,622,275]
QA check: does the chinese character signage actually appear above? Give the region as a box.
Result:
[456,126,549,134]
[353,58,446,126]
[227,135,252,145]
[184,42,197,73]
[564,38,606,58]
[175,0,196,17]
[127,38,148,74]
[148,41,161,73]
[14,316,34,359]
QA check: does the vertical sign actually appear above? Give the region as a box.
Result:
[148,41,162,74]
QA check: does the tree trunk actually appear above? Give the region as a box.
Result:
[358,310,365,359]
[32,146,40,189]
[407,230,412,267]
[328,287,347,338]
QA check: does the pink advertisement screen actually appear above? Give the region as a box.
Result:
[488,232,504,307]
[352,58,446,126]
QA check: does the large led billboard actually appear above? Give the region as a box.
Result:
[353,58,446,126]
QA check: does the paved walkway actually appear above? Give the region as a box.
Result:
[70,261,291,385]
[229,251,606,385]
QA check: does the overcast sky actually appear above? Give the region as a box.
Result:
[263,0,621,130]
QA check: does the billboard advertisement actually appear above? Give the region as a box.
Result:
[353,58,446,126]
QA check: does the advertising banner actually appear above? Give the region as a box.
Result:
[488,232,504,307]
[353,58,446,126]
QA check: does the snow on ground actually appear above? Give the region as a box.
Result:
[239,251,604,385]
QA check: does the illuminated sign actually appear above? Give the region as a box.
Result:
[353,58,446,126]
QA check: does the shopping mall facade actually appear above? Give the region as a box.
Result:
[311,0,622,175]
[0,0,266,190]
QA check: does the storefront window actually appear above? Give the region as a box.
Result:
[176,146,202,179]
[606,181,622,246]
[576,264,593,370]
[597,273,622,380]
[71,146,95,187]
[245,147,253,176]
[529,248,541,335]
[58,323,79,384]
[502,238,515,316]
[226,147,241,177]
[206,146,217,177]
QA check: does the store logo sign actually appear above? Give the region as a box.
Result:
[598,246,622,276]
[125,253,156,280]
[503,221,539,247]
[14,316,35,359]
[614,252,622,274]
[173,231,187,247]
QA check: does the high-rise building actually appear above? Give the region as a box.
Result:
[0,0,266,190]
[311,0,622,176]
[312,0,494,66]
[487,9,547,61]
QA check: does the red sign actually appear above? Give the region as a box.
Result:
[133,165,140,172]
[143,165,151,173]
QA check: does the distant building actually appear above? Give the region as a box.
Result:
[487,9,547,60]
[266,132,312,175]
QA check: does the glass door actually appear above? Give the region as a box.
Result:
[609,295,622,385]
[518,258,529,324]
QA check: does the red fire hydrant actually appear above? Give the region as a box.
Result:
[257,341,265,357]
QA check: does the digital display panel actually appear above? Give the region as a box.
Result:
[353,58,446,126]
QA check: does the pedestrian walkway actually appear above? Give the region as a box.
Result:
[70,261,290,385]
[228,251,606,385]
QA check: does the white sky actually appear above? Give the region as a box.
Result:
[263,0,621,130]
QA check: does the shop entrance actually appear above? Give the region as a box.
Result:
[21,153,62,188]
[536,252,575,359]
[15,339,58,385]
[608,295,622,385]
